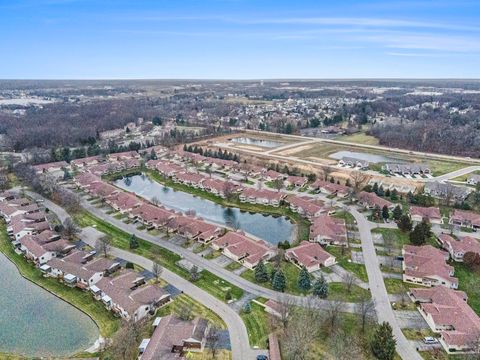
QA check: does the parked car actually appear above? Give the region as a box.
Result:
[256,356,268,360]
[423,337,439,344]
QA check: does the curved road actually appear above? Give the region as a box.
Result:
[80,197,357,312]
[22,189,260,360]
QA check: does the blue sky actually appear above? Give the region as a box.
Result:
[1,0,479,79]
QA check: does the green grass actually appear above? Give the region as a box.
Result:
[372,228,439,248]
[225,261,242,271]
[241,261,306,295]
[204,250,222,260]
[384,278,429,294]
[156,293,226,329]
[73,210,244,302]
[328,282,371,302]
[401,328,436,340]
[326,246,369,282]
[0,222,120,338]
[452,262,480,315]
[335,132,380,146]
[240,301,270,348]
[195,270,244,301]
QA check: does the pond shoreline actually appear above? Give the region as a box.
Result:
[0,225,111,358]
[109,170,306,244]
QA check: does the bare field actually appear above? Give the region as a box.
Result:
[334,132,380,145]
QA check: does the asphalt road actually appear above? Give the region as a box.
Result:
[350,208,423,360]
[20,189,262,360]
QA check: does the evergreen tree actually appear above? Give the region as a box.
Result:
[392,205,402,221]
[397,214,412,233]
[150,149,157,160]
[372,182,379,194]
[385,188,391,197]
[297,266,311,292]
[129,234,139,249]
[382,205,389,221]
[371,322,396,360]
[313,274,328,298]
[390,189,399,201]
[254,260,269,283]
[272,270,286,292]
[377,185,385,197]
[409,220,431,246]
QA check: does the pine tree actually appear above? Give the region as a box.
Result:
[390,189,399,201]
[313,274,328,298]
[385,188,391,197]
[254,260,269,283]
[297,266,311,292]
[382,205,389,221]
[377,185,385,197]
[371,322,396,360]
[372,182,379,194]
[397,214,412,233]
[272,269,286,292]
[129,234,139,249]
[392,205,402,221]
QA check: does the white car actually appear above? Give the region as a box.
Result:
[423,337,439,344]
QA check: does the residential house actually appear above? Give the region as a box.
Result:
[409,206,442,224]
[139,315,210,359]
[285,241,336,272]
[467,174,480,186]
[264,299,288,319]
[96,270,170,321]
[285,195,324,219]
[284,175,308,188]
[310,215,347,246]
[402,245,458,289]
[383,163,430,176]
[437,234,480,262]
[424,182,471,203]
[409,287,480,353]
[357,191,395,210]
[47,257,105,289]
[239,188,285,207]
[309,180,350,198]
[338,157,369,169]
[33,161,69,175]
[212,231,276,269]
[449,209,480,230]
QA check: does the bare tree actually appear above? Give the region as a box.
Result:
[342,272,356,294]
[95,235,112,258]
[329,326,364,360]
[283,297,323,360]
[321,165,333,181]
[61,217,80,240]
[356,294,376,333]
[324,300,346,332]
[152,262,163,283]
[350,171,369,194]
[272,178,284,192]
[206,325,222,359]
[151,196,160,206]
[223,181,236,200]
[109,318,147,360]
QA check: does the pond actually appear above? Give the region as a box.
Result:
[0,252,99,358]
[329,150,403,164]
[229,137,285,148]
[114,175,295,244]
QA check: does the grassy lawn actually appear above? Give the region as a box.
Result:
[240,301,270,348]
[156,293,226,329]
[195,270,244,301]
[305,312,379,359]
[204,250,222,260]
[241,261,306,296]
[0,223,120,338]
[189,350,232,360]
[401,328,436,340]
[225,261,242,271]
[73,210,244,302]
[372,228,439,248]
[335,132,380,146]
[328,282,371,302]
[452,262,480,315]
[384,278,429,294]
[326,246,369,282]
